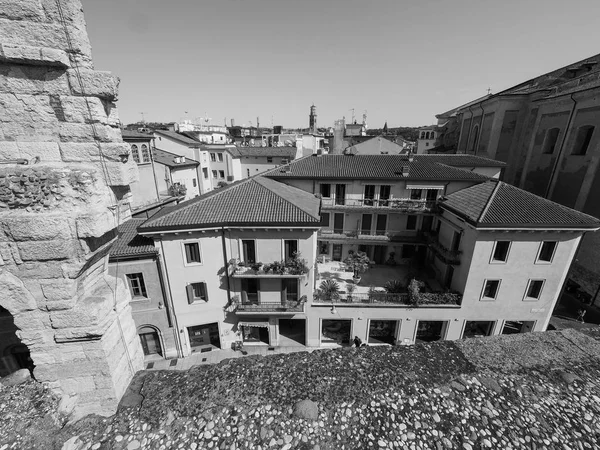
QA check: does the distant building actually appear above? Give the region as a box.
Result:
[227,146,300,178]
[344,136,407,155]
[309,104,317,134]
[416,127,438,154]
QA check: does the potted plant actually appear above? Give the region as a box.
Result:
[250,262,263,273]
[344,250,372,284]
[262,263,272,273]
[285,252,309,275]
[271,260,285,275]
[319,279,340,301]
[384,280,405,293]
[345,283,356,302]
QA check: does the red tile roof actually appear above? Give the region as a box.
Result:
[441,181,600,229]
[153,148,199,168]
[227,147,298,158]
[138,177,321,232]
[154,130,201,146]
[263,154,499,181]
[110,219,157,259]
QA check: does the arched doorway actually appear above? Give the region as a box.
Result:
[0,306,34,377]
[138,325,164,358]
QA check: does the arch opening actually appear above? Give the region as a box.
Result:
[0,306,34,377]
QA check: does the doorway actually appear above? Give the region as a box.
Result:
[373,246,386,265]
[361,214,372,234]
[241,323,269,344]
[138,326,163,357]
[187,323,221,352]
[368,320,398,344]
[278,319,305,346]
[321,319,351,345]
[415,320,447,342]
[333,213,344,233]
[241,278,260,305]
[332,244,343,261]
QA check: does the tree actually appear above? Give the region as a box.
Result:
[344,251,372,279]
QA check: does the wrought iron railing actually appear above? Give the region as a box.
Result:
[321,197,437,212]
[236,296,306,312]
[313,291,461,306]
[318,229,424,243]
[422,231,461,265]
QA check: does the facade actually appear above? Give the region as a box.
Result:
[438,53,600,297]
[108,219,179,360]
[345,136,407,155]
[152,148,201,200]
[416,127,438,154]
[122,130,162,209]
[227,147,299,179]
[130,153,598,352]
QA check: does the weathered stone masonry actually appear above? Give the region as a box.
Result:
[0,0,143,417]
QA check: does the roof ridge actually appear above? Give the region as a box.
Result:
[253,177,320,220]
[477,180,502,223]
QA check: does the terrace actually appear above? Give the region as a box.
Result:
[314,261,462,307]
[321,197,437,213]
[317,228,425,244]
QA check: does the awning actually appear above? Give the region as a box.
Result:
[238,321,269,328]
[406,184,445,190]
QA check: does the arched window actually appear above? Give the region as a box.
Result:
[431,132,435,140]
[571,125,595,156]
[140,144,151,163]
[131,144,140,164]
[542,128,560,154]
[425,132,430,140]
[470,125,479,153]
[138,326,163,357]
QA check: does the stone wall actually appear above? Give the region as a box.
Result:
[0,0,143,417]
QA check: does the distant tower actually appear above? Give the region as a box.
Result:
[309,104,317,133]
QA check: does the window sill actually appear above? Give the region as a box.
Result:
[184,262,204,267]
[130,297,151,302]
[523,297,540,302]
[480,297,497,302]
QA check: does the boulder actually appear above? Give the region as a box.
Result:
[0,368,31,386]
[293,399,318,420]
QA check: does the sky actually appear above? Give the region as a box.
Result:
[83,0,600,129]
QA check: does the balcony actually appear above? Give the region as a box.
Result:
[233,296,306,315]
[321,197,437,213]
[422,232,462,265]
[318,228,425,244]
[229,259,310,278]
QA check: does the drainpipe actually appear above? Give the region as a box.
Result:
[544,93,578,199]
[158,240,185,358]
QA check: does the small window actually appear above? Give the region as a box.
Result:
[537,241,557,263]
[525,280,544,300]
[210,153,217,162]
[131,144,140,164]
[126,273,147,298]
[321,212,330,226]
[281,158,289,164]
[141,144,151,163]
[184,242,201,264]
[187,282,208,303]
[218,153,224,162]
[246,169,250,177]
[212,170,218,178]
[219,170,225,179]
[542,128,560,154]
[267,157,273,163]
[320,183,331,198]
[406,215,417,230]
[492,241,510,262]
[410,189,422,200]
[202,168,209,179]
[482,280,500,300]
[571,125,595,156]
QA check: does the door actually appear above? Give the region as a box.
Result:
[333,213,344,233]
[364,185,375,206]
[376,214,387,235]
[242,279,260,304]
[335,184,346,205]
[139,330,162,356]
[242,240,256,263]
[332,244,343,261]
[373,246,386,265]
[281,278,299,303]
[421,216,433,232]
[361,214,372,235]
[284,240,298,261]
[379,185,391,206]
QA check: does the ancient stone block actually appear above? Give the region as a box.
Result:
[61,376,95,394]
[0,43,70,67]
[40,279,77,300]
[0,65,71,97]
[0,0,45,22]
[0,368,31,386]
[0,270,38,314]
[4,215,72,241]
[17,239,81,261]
[76,209,117,239]
[67,69,119,101]
[59,95,109,125]
[8,261,65,279]
[50,294,114,330]
[102,159,139,187]
[59,122,122,143]
[59,142,130,163]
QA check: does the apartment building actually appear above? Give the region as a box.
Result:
[125,154,597,352]
[228,146,299,179]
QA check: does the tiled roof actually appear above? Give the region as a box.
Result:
[153,148,199,168]
[154,130,201,146]
[138,176,321,232]
[122,130,154,140]
[110,219,157,259]
[416,154,505,167]
[441,181,600,229]
[228,147,298,158]
[262,155,493,181]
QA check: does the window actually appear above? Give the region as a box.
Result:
[212,170,218,178]
[126,273,147,298]
[184,242,201,264]
[242,240,256,263]
[426,189,438,202]
[219,170,225,179]
[202,168,209,179]
[281,158,289,164]
[537,241,557,263]
[267,157,273,163]
[410,189,422,200]
[406,215,417,230]
[186,282,208,303]
[282,278,298,302]
[542,128,560,154]
[379,185,391,206]
[482,280,500,300]
[571,125,595,155]
[492,241,510,262]
[131,144,140,164]
[318,241,329,255]
[320,183,331,198]
[335,184,346,205]
[192,179,197,187]
[284,239,298,261]
[210,153,216,162]
[321,212,330,227]
[525,280,544,300]
[451,231,461,252]
[364,185,375,206]
[140,144,151,163]
[218,153,224,162]
[246,169,250,177]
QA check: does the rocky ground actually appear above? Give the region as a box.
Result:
[2,328,600,450]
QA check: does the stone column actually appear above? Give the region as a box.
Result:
[0,0,143,417]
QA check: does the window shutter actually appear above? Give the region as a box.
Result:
[200,283,208,301]
[186,284,194,304]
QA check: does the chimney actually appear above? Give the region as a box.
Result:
[402,165,409,177]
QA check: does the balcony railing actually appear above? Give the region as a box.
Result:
[235,296,306,313]
[229,259,310,278]
[313,291,461,306]
[321,197,437,212]
[422,231,462,265]
[318,229,425,243]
